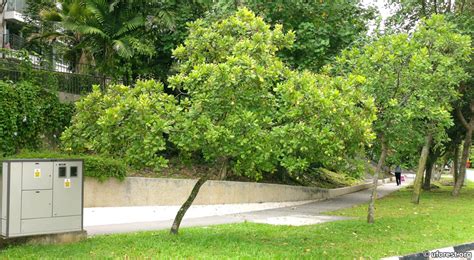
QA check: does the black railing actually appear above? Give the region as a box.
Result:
[0,46,106,95]
[2,34,95,75]
[3,33,26,51]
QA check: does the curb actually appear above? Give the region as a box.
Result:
[382,241,474,260]
[324,176,395,199]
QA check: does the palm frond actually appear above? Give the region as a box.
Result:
[109,0,121,12]
[86,0,107,25]
[63,22,109,39]
[114,16,145,37]
[149,9,177,31]
[112,39,134,59]
[40,9,63,22]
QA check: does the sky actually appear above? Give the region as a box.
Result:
[364,0,393,19]
[362,0,395,33]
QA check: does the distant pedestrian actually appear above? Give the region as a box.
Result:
[395,165,402,186]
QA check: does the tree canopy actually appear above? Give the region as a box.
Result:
[169,8,375,180]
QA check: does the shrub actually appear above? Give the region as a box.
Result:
[3,151,127,181]
[61,80,179,170]
[169,8,295,180]
[0,80,74,156]
[294,168,359,189]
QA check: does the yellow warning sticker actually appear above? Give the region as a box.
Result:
[34,169,41,178]
[64,179,71,188]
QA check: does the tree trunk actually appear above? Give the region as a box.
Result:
[170,177,208,234]
[412,133,433,204]
[453,146,459,183]
[421,0,427,16]
[423,159,435,190]
[218,157,229,180]
[453,131,472,196]
[367,134,388,224]
[453,103,474,196]
[433,159,445,181]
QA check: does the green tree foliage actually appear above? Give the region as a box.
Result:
[31,0,372,80]
[386,0,473,195]
[29,0,214,82]
[170,8,376,180]
[0,80,74,156]
[272,72,375,176]
[128,0,212,81]
[336,15,470,161]
[61,80,179,170]
[169,8,295,179]
[333,14,471,219]
[208,0,375,71]
[386,0,473,32]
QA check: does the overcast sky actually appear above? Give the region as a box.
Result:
[363,0,393,18]
[362,0,394,33]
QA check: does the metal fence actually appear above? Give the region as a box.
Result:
[0,61,105,94]
[2,34,95,74]
[0,35,105,95]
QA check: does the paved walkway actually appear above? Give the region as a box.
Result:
[85,176,412,236]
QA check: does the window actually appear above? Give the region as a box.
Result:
[70,166,78,177]
[59,166,66,177]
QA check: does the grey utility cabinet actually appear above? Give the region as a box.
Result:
[0,159,83,238]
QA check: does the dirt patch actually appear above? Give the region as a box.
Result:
[128,160,362,188]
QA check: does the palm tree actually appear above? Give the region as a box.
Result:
[36,0,159,80]
[34,0,92,74]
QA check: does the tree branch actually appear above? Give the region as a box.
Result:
[0,0,7,13]
[457,107,469,130]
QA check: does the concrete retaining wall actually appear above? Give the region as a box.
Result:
[58,92,81,103]
[84,176,394,208]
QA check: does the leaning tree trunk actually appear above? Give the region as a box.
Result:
[453,103,474,196]
[423,151,439,190]
[412,133,433,204]
[170,177,208,234]
[367,134,388,224]
[423,159,435,191]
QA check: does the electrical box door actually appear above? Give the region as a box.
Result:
[53,161,83,217]
[21,190,53,219]
[22,162,53,190]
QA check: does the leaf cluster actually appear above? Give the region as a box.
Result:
[61,80,179,170]
[0,80,74,156]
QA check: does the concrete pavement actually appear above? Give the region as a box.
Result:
[85,176,412,236]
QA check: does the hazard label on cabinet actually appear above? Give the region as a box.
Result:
[34,169,41,178]
[64,178,71,188]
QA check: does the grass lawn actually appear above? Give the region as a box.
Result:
[1,182,473,259]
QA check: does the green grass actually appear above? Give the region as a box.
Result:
[1,183,473,259]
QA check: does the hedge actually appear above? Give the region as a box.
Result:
[0,80,74,156]
[3,151,127,181]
